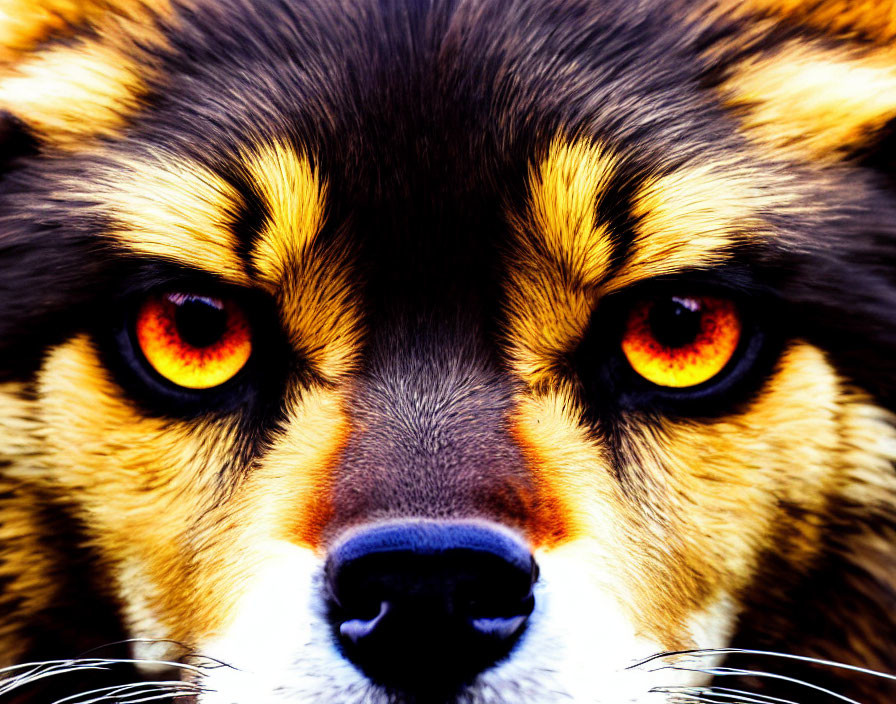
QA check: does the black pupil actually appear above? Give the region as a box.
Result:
[174,298,228,348]
[648,297,703,349]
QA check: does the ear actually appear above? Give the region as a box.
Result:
[706,0,896,165]
[0,0,169,150]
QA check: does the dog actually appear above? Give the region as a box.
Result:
[0,0,894,702]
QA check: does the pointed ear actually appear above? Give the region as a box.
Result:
[709,0,896,164]
[0,0,169,150]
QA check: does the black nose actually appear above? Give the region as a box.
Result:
[324,521,538,695]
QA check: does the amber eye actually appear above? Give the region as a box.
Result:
[621,295,741,388]
[135,292,252,389]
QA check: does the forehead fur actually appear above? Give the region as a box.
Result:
[0,0,895,403]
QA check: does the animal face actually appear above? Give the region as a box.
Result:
[1,1,894,702]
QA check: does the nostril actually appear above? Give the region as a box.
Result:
[339,601,390,643]
[324,521,538,694]
[470,614,529,640]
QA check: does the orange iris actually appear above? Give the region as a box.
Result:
[621,295,741,388]
[135,292,252,389]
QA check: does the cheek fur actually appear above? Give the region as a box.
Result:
[511,341,859,651]
[32,334,350,645]
[32,335,248,641]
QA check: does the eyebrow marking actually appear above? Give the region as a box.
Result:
[604,161,771,293]
[505,137,619,388]
[506,137,793,388]
[93,155,250,284]
[82,139,359,382]
[520,138,618,286]
[242,141,328,284]
[242,140,361,382]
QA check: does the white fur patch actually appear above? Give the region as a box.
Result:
[194,537,737,703]
[198,541,373,703]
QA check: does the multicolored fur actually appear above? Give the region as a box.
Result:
[0,1,894,702]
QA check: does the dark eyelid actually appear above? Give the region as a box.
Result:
[92,258,296,421]
[107,257,256,301]
[571,275,783,421]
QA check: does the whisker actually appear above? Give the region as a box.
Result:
[126,694,203,704]
[1,662,63,693]
[654,685,729,704]
[0,660,103,678]
[51,680,203,704]
[68,658,215,677]
[652,684,801,704]
[693,685,800,704]
[74,640,233,671]
[66,689,203,704]
[0,664,110,695]
[656,664,863,704]
[650,685,711,703]
[76,639,193,658]
[632,648,896,681]
[660,693,777,704]
[0,655,222,700]
[658,693,710,704]
[121,695,201,704]
[0,657,213,679]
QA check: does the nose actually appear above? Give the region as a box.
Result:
[324,521,538,695]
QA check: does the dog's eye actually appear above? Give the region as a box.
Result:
[620,295,741,388]
[135,292,252,389]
